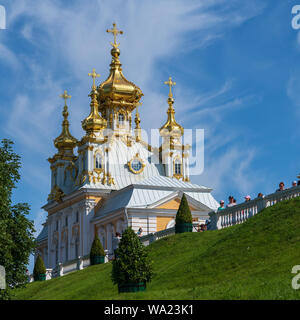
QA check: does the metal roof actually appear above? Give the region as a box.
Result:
[95,176,218,217]
[36,225,48,243]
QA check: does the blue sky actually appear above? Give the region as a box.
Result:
[0,0,300,269]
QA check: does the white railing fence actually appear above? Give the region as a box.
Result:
[209,186,300,230]
[29,250,109,282]
[140,223,200,246]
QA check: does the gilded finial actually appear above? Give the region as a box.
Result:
[53,90,78,158]
[60,90,71,107]
[164,77,176,99]
[82,70,106,134]
[88,68,100,89]
[106,23,123,49]
[159,77,183,138]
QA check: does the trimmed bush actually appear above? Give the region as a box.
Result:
[175,194,192,224]
[111,227,153,292]
[90,234,105,265]
[33,254,46,281]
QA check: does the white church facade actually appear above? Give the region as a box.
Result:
[36,23,219,269]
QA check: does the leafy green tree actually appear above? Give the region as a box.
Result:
[90,234,105,264]
[33,255,46,280]
[111,227,153,288]
[175,194,193,224]
[0,139,35,300]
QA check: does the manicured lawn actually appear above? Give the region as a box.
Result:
[13,197,300,299]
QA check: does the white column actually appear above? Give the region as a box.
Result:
[98,226,106,249]
[46,217,51,269]
[106,224,113,255]
[79,200,96,257]
[185,156,190,180]
[66,208,72,262]
[57,212,62,264]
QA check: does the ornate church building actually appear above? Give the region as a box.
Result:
[36,24,219,269]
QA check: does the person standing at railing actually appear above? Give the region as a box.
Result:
[257,193,264,198]
[217,200,225,211]
[276,182,285,192]
[292,181,297,187]
[245,195,251,202]
[227,196,236,207]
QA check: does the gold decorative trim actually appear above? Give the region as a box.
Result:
[127,153,145,174]
[48,185,65,203]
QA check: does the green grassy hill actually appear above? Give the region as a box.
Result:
[13,197,300,300]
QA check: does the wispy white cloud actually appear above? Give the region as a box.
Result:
[0,43,20,69]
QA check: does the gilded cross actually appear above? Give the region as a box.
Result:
[60,90,71,106]
[106,23,123,48]
[88,68,100,89]
[164,76,176,98]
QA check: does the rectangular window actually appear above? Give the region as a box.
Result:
[65,216,68,227]
[56,220,58,231]
[175,163,182,175]
[76,212,79,223]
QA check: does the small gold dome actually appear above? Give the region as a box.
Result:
[160,98,184,137]
[52,91,78,160]
[160,77,183,137]
[82,69,107,134]
[54,105,78,150]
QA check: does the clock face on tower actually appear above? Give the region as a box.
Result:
[128,154,145,174]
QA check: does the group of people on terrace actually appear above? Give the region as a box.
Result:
[217,179,300,212]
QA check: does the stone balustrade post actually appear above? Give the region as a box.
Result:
[77,256,83,270]
[104,250,109,263]
[58,263,64,277]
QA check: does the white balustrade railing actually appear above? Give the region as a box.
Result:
[209,186,300,230]
[140,223,200,246]
[30,250,109,281]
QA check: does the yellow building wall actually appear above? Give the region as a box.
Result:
[157,198,197,211]
[156,216,174,232]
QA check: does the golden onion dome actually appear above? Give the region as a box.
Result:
[97,24,143,112]
[54,91,78,154]
[160,77,183,137]
[98,48,143,107]
[82,69,107,134]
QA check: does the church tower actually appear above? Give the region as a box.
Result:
[160,77,190,181]
[97,23,143,142]
[48,91,78,202]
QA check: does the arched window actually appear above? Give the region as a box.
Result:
[95,153,102,170]
[118,113,125,125]
[174,159,182,175]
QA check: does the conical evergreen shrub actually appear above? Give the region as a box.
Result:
[90,233,105,265]
[176,194,193,224]
[33,254,46,281]
[111,227,153,292]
